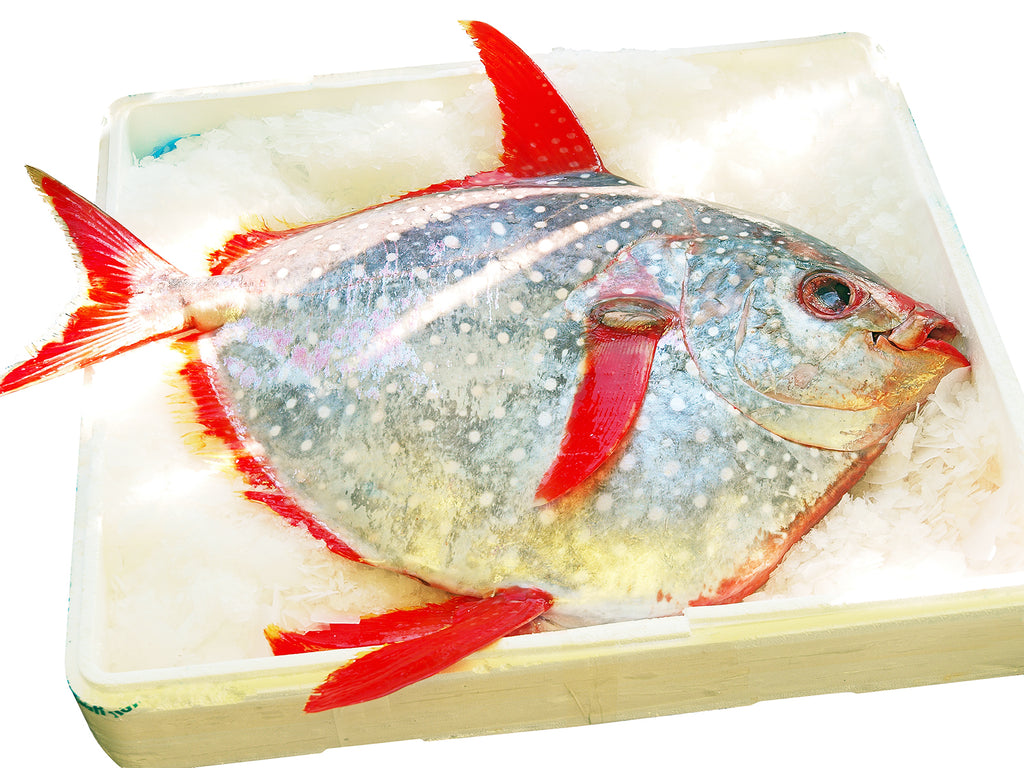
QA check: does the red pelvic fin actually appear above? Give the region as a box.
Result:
[266,593,491,654]
[292,587,553,712]
[1,168,194,395]
[461,21,606,178]
[536,299,675,505]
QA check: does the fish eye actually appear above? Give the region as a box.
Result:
[799,272,864,319]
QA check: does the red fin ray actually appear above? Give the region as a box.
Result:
[390,21,607,203]
[462,21,606,177]
[177,348,367,563]
[289,587,553,712]
[1,169,195,395]
[536,317,669,504]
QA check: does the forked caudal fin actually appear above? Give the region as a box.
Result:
[0,168,196,395]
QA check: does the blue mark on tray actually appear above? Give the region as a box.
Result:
[149,134,200,158]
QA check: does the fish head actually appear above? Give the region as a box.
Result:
[682,208,970,452]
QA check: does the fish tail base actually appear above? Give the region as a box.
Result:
[1,169,192,394]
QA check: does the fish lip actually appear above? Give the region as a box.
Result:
[875,305,970,369]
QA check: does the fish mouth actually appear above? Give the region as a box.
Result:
[875,305,970,368]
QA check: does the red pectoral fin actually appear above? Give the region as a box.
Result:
[292,587,553,712]
[536,300,674,505]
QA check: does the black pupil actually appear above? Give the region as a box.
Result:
[815,279,851,311]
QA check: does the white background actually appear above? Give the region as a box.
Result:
[0,1,1020,766]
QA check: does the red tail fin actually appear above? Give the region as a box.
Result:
[1,168,195,394]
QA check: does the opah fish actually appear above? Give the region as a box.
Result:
[1,21,969,712]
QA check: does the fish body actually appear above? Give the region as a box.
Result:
[2,22,968,707]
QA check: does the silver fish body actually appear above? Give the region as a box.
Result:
[191,171,962,623]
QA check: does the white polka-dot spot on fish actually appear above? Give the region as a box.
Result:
[670,396,685,412]
[620,221,631,229]
[479,492,495,507]
[493,406,507,418]
[510,447,526,462]
[766,465,779,479]
[287,249,298,256]
[579,203,589,210]
[663,460,681,478]
[419,419,436,432]
[434,211,453,222]
[543,327,557,340]
[538,238,555,253]
[300,439,313,452]
[286,297,301,311]
[386,232,401,242]
[371,410,385,424]
[652,219,663,228]
[269,425,281,437]
[328,243,341,252]
[510,300,524,315]
[693,494,708,509]
[491,221,507,236]
[573,221,589,234]
[443,235,460,249]
[534,221,548,229]
[736,439,749,452]
[543,378,558,391]
[342,449,359,465]
[423,361,435,374]
[328,296,341,311]
[727,274,741,286]
[277,268,289,279]
[312,234,324,241]
[285,398,297,410]
[497,331,510,344]
[577,258,594,274]
[317,405,332,419]
[720,467,735,481]
[595,493,614,513]
[534,205,547,213]
[465,353,479,365]
[537,411,553,427]
[429,334,442,346]
[530,270,544,283]
[701,216,712,224]
[310,267,324,279]
[344,404,356,416]
[468,430,482,443]
[489,202,500,209]
[695,426,711,443]
[605,239,620,253]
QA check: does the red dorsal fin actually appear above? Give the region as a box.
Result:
[462,20,606,177]
[291,587,553,711]
[207,226,300,275]
[1,169,194,395]
[395,22,607,201]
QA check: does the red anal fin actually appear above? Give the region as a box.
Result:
[1,169,192,395]
[177,347,366,563]
[245,490,364,563]
[462,21,606,177]
[299,587,553,712]
[689,445,884,606]
[536,318,667,504]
